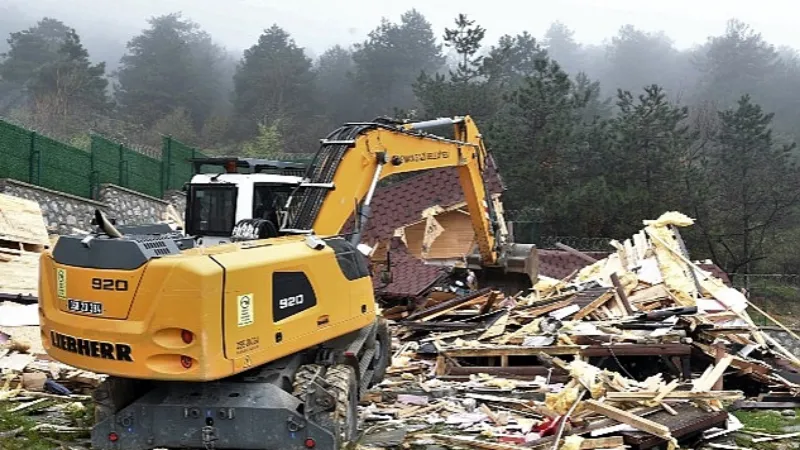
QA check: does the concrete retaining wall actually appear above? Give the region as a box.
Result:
[0,178,185,234]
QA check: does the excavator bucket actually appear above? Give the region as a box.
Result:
[465,242,539,296]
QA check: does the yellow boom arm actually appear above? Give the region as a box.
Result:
[286,115,502,266]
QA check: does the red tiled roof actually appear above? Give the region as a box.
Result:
[699,263,731,285]
[372,238,447,298]
[343,153,504,299]
[345,153,505,245]
[538,249,731,286]
[538,250,611,280]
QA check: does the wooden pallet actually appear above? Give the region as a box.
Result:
[0,193,49,251]
[435,344,692,379]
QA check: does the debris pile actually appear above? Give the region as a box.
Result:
[363,212,800,449]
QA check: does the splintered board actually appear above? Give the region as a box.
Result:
[0,193,49,248]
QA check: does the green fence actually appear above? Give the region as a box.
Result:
[0,118,206,200]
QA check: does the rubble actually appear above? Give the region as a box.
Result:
[2,182,799,449]
[363,212,800,449]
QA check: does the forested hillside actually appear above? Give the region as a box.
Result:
[1,11,799,276]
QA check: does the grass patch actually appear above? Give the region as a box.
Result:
[0,400,93,450]
[733,409,800,433]
[733,409,800,450]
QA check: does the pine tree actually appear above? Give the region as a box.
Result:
[482,32,548,88]
[694,19,779,105]
[442,13,485,82]
[115,13,227,130]
[488,56,579,218]
[352,9,444,116]
[699,95,800,274]
[413,14,498,121]
[231,24,315,150]
[0,17,71,85]
[543,22,582,75]
[314,45,358,126]
[30,29,109,113]
[19,28,110,136]
[608,84,697,232]
[604,25,688,97]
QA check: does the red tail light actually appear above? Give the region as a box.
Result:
[181,329,194,344]
[304,438,316,448]
[109,432,119,442]
[181,356,193,369]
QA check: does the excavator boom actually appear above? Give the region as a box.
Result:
[284,115,536,286]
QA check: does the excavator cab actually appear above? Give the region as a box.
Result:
[183,157,307,246]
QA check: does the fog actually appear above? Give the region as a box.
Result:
[4,0,800,274]
[6,0,800,61]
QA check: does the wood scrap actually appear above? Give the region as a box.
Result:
[583,399,672,440]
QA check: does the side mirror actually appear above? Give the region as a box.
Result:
[182,182,189,192]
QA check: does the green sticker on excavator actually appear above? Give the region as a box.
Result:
[56,268,67,298]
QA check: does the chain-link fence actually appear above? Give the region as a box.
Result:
[0,118,206,200]
[162,136,201,192]
[729,274,800,326]
[506,221,614,252]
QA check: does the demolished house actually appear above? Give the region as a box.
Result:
[343,155,507,301]
[361,212,800,450]
[2,171,800,449]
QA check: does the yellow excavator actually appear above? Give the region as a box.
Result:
[37,115,537,450]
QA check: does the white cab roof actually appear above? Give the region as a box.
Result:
[190,173,304,185]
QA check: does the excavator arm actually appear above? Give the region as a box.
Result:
[284,115,537,286]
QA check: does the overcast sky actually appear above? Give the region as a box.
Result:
[10,0,800,55]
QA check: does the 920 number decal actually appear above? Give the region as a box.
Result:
[279,294,304,309]
[92,278,128,291]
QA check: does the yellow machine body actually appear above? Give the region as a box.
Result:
[38,236,375,381]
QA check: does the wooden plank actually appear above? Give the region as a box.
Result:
[752,431,800,443]
[0,193,49,247]
[628,284,670,304]
[406,288,492,321]
[442,345,583,358]
[584,399,672,440]
[692,354,734,392]
[610,272,634,315]
[581,344,690,357]
[579,437,625,449]
[573,291,614,320]
[736,401,800,409]
[606,391,744,401]
[694,343,771,376]
[660,402,678,416]
[653,379,679,403]
[479,291,499,315]
[478,311,509,341]
[746,300,800,342]
[515,298,574,320]
[0,252,40,296]
[555,242,598,263]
